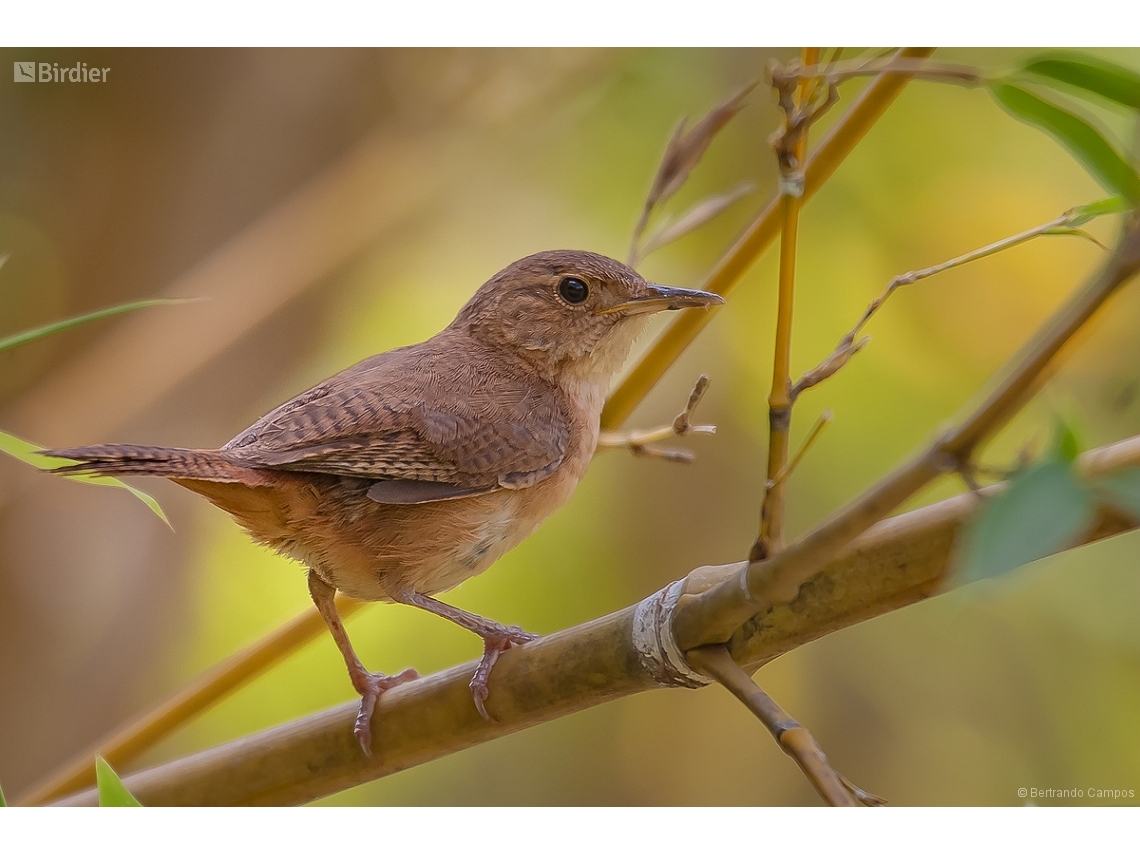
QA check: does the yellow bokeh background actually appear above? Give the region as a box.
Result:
[1,47,1139,805]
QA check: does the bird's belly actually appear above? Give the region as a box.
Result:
[285,466,582,602]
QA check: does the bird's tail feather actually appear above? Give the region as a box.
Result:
[43,444,252,482]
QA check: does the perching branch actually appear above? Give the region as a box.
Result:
[50,433,1140,806]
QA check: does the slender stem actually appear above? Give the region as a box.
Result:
[775,57,984,89]
[850,213,1079,348]
[601,47,937,431]
[754,47,818,560]
[770,409,832,490]
[792,207,1096,399]
[687,645,881,806]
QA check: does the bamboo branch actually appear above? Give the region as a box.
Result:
[687,644,881,806]
[754,46,820,561]
[671,213,1140,651]
[50,433,1140,806]
[601,47,937,431]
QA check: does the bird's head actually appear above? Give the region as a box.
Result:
[455,250,723,383]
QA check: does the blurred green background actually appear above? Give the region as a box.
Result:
[1,47,1139,806]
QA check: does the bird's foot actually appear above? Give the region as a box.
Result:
[350,667,419,757]
[470,625,539,721]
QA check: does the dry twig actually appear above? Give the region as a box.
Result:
[687,645,883,806]
[597,375,715,463]
[791,204,1113,400]
[772,57,985,92]
[769,409,832,491]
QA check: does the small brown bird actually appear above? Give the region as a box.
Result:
[47,249,722,754]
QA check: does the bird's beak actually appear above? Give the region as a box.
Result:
[598,283,725,316]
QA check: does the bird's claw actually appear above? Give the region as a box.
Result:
[351,667,419,757]
[469,627,538,721]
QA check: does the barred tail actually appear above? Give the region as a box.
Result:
[43,444,253,482]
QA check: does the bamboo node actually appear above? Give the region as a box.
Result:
[779,171,805,197]
[632,580,715,688]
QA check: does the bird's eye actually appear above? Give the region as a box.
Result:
[557,277,590,305]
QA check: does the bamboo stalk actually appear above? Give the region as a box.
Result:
[754,46,819,560]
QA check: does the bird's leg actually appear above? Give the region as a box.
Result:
[307,570,418,757]
[394,590,538,721]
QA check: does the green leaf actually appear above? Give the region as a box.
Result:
[989,84,1140,204]
[0,298,194,353]
[1092,469,1140,520]
[957,461,1096,584]
[1049,418,1083,464]
[1067,196,1130,227]
[95,757,142,806]
[0,776,6,806]
[1041,227,1108,251]
[1022,52,1140,110]
[0,428,170,527]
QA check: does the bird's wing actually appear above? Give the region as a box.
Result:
[221,342,569,504]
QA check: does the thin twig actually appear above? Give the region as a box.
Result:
[791,204,1113,400]
[769,409,832,491]
[597,375,715,463]
[772,57,985,91]
[687,645,882,806]
[792,336,871,399]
